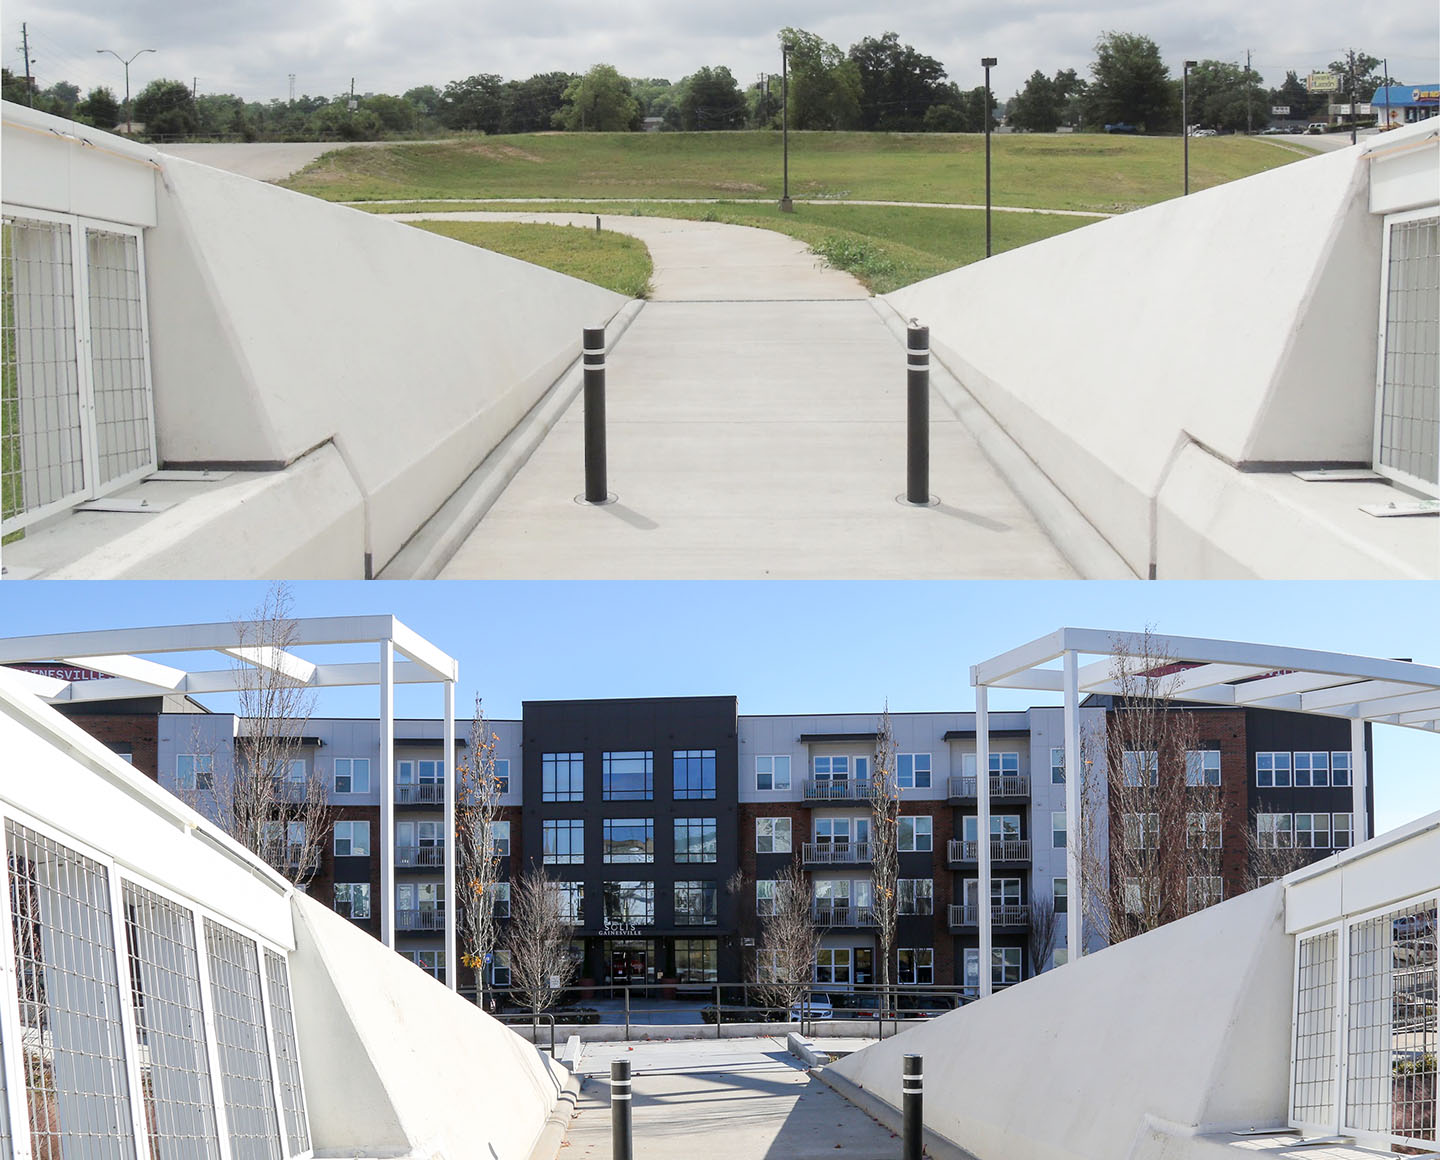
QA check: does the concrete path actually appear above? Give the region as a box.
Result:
[565,1037,900,1160]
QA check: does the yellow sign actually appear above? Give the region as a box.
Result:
[1307,72,1340,93]
[1412,89,1440,102]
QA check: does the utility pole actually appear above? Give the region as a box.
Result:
[1245,50,1252,135]
[97,47,157,135]
[20,23,34,107]
[288,73,296,103]
[192,76,198,101]
[1348,49,1358,145]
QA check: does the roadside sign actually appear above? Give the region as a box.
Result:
[1271,106,1290,115]
[484,952,492,964]
[1307,72,1339,93]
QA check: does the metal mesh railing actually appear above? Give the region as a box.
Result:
[263,949,309,1156]
[6,819,136,1158]
[1292,928,1339,1128]
[1377,216,1439,492]
[122,881,222,1159]
[85,229,153,489]
[203,919,282,1160]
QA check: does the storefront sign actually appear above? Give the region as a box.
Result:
[8,663,108,682]
[599,925,643,937]
[1307,72,1339,93]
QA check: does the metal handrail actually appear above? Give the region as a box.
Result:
[812,901,877,927]
[394,782,445,805]
[802,841,873,864]
[947,838,1031,862]
[946,774,1031,798]
[394,844,445,867]
[802,780,876,801]
[395,906,446,930]
[948,903,1031,927]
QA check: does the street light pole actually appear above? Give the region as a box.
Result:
[1182,60,1197,195]
[981,57,996,257]
[780,41,793,212]
[97,47,156,135]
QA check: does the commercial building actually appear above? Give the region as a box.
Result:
[1371,83,1440,127]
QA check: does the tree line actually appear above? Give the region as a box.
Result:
[1,30,1398,142]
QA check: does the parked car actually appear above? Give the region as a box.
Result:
[1103,122,1138,134]
[1188,127,1217,137]
[1306,123,1328,134]
[789,992,834,1020]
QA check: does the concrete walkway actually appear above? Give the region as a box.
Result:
[564,1038,899,1160]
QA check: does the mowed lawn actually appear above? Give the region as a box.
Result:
[409,220,653,297]
[281,130,1310,214]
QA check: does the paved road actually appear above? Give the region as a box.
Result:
[565,1038,900,1160]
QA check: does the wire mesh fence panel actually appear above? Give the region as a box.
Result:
[85,230,153,489]
[1,217,85,532]
[202,920,281,1160]
[262,949,309,1156]
[0,968,11,1159]
[5,820,138,1159]
[1377,216,1440,492]
[1345,898,1438,1146]
[121,882,222,1160]
[1292,928,1340,1128]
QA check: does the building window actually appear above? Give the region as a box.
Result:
[674,939,718,983]
[1331,752,1352,787]
[491,949,512,987]
[1053,877,1067,914]
[543,752,585,802]
[1257,813,1294,848]
[1187,876,1224,912]
[1185,750,1221,787]
[491,882,511,919]
[334,820,370,857]
[674,750,717,800]
[603,751,653,801]
[603,881,654,925]
[756,755,791,791]
[1050,747,1065,784]
[961,814,1022,842]
[897,754,931,789]
[410,950,445,980]
[1122,878,1157,916]
[756,880,778,916]
[1333,813,1354,849]
[897,816,932,852]
[175,753,214,791]
[543,819,584,864]
[1122,751,1158,787]
[963,947,1022,988]
[1294,752,1331,788]
[674,818,718,863]
[897,948,934,985]
[815,947,851,986]
[1051,811,1067,849]
[1122,813,1159,851]
[756,817,792,854]
[1256,752,1292,788]
[1375,211,1439,496]
[898,879,933,916]
[334,757,370,794]
[812,755,850,783]
[494,758,510,795]
[492,820,511,858]
[674,881,718,926]
[1295,813,1332,849]
[285,759,306,784]
[334,882,371,919]
[557,882,584,924]
[1186,811,1222,849]
[602,819,654,863]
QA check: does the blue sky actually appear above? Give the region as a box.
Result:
[1,580,1436,833]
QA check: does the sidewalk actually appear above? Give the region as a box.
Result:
[563,1037,900,1160]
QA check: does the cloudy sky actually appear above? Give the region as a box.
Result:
[9,0,1438,105]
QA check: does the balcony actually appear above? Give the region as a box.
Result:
[395,906,446,932]
[395,845,445,868]
[803,780,876,804]
[802,841,872,865]
[812,901,876,927]
[395,782,445,806]
[947,838,1032,866]
[947,903,1032,930]
[263,843,319,873]
[946,775,1031,802]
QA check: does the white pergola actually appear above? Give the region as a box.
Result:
[970,628,1440,998]
[0,615,462,990]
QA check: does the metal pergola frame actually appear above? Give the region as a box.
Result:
[969,627,1440,998]
[0,615,462,990]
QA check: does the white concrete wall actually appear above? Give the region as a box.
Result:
[289,893,568,1159]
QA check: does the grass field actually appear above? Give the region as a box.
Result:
[409,220,653,297]
[282,130,1310,214]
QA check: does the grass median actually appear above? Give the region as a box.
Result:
[408,219,653,297]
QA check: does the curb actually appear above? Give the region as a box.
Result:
[813,1066,980,1160]
[527,1069,583,1160]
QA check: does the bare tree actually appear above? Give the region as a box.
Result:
[1243,807,1315,890]
[1026,892,1057,977]
[504,867,578,1019]
[870,705,900,1005]
[1078,630,1220,946]
[185,583,331,888]
[455,696,504,1006]
[751,860,820,1015]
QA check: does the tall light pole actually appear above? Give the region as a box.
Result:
[981,57,996,256]
[780,41,794,212]
[1182,60,1197,195]
[97,47,156,135]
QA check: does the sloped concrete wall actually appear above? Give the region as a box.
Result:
[289,895,569,1159]
[827,882,1294,1160]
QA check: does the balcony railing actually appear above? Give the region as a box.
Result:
[803,780,876,803]
[947,838,1032,863]
[947,903,1032,929]
[946,775,1031,799]
[802,841,873,865]
[395,782,445,806]
[812,901,876,927]
[395,906,446,931]
[394,845,446,868]
[262,843,318,872]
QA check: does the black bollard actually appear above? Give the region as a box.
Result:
[906,322,930,504]
[611,1058,633,1160]
[584,326,608,503]
[902,1054,923,1160]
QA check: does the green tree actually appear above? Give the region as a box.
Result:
[1085,31,1174,131]
[780,27,862,130]
[1,68,31,105]
[194,93,247,138]
[134,78,198,138]
[1327,52,1396,99]
[748,76,781,128]
[364,93,417,135]
[1269,71,1326,122]
[440,73,504,133]
[40,81,80,118]
[1186,60,1267,132]
[76,86,121,129]
[848,32,949,131]
[312,102,382,141]
[1008,70,1063,132]
[499,72,575,133]
[554,64,640,132]
[404,85,443,121]
[676,66,747,130]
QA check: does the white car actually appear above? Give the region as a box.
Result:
[790,993,834,1020]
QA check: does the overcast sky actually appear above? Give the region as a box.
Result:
[9,0,1438,105]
